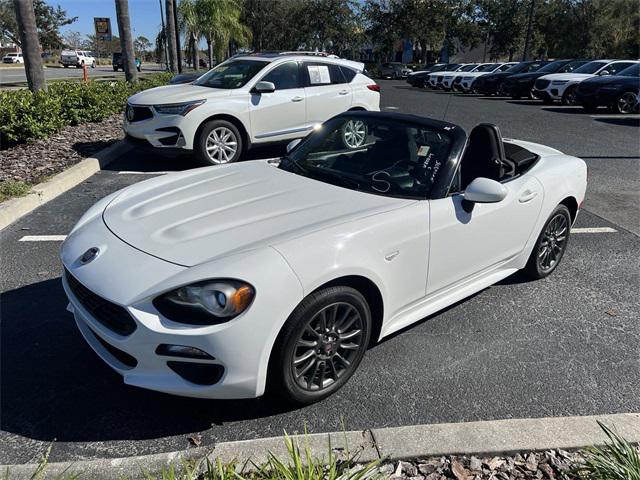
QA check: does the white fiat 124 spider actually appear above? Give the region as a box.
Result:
[61,112,587,404]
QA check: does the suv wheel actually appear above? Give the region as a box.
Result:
[195,120,243,165]
[91,61,96,68]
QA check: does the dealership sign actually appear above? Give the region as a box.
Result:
[94,17,112,42]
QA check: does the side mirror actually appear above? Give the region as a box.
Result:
[253,81,275,93]
[286,138,302,153]
[462,177,507,212]
[599,70,610,76]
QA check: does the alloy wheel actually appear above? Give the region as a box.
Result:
[537,213,568,272]
[205,127,238,164]
[292,302,364,392]
[342,119,367,148]
[617,92,637,114]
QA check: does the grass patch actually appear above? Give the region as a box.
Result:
[0,180,31,203]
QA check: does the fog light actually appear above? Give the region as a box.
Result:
[155,344,214,360]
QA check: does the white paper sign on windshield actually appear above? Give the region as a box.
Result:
[308,65,331,84]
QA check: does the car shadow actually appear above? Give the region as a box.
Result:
[593,117,640,127]
[0,278,296,443]
[540,107,585,114]
[72,139,120,159]
[506,100,543,106]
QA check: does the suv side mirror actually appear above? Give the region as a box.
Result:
[253,81,275,93]
[462,177,507,212]
[599,70,610,76]
[286,138,302,153]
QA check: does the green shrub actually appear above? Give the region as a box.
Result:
[0,73,172,149]
[0,180,31,202]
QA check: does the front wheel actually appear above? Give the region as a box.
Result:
[91,61,96,68]
[615,91,637,114]
[195,119,243,165]
[268,286,372,405]
[561,86,578,106]
[523,205,571,279]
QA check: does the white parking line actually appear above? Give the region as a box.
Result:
[571,227,617,233]
[17,227,618,243]
[18,235,67,242]
[384,106,400,110]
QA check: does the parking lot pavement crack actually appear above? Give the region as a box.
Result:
[366,429,382,460]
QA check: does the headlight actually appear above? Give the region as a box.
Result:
[153,99,205,116]
[153,279,255,325]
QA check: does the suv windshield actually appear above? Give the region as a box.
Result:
[476,63,500,72]
[618,64,640,77]
[459,64,478,72]
[280,115,453,200]
[195,59,269,89]
[574,61,607,74]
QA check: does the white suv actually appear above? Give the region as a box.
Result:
[533,59,638,105]
[60,50,96,68]
[2,52,23,64]
[123,53,380,164]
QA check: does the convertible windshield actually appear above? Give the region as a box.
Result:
[194,59,269,89]
[280,115,453,200]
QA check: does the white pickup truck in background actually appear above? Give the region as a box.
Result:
[60,50,96,69]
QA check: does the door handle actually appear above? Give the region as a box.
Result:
[291,96,304,102]
[519,190,538,203]
[338,90,349,95]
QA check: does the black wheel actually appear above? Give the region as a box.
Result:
[63,64,69,68]
[523,205,571,279]
[614,91,637,114]
[91,61,96,68]
[195,119,243,165]
[268,286,372,405]
[496,82,508,96]
[113,66,118,72]
[137,65,141,72]
[561,85,578,106]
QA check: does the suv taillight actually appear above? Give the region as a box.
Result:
[367,84,380,92]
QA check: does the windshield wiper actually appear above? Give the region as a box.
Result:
[279,155,307,175]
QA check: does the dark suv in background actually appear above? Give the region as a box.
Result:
[112,52,142,72]
[576,63,640,113]
[502,59,589,99]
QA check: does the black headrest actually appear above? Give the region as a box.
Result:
[468,123,506,163]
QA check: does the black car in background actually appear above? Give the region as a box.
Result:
[576,63,640,113]
[406,63,447,87]
[502,59,589,99]
[112,52,141,72]
[474,61,549,96]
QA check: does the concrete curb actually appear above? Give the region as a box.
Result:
[0,140,131,231]
[2,413,638,479]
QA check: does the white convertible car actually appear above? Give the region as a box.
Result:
[61,112,587,404]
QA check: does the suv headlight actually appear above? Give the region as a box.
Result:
[153,99,205,116]
[153,279,255,325]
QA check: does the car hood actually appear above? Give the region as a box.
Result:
[102,161,412,267]
[539,73,595,81]
[127,83,231,105]
[480,72,514,82]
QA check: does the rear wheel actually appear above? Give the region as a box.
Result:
[561,85,578,106]
[523,205,571,279]
[113,66,118,72]
[195,119,243,165]
[615,91,637,114]
[91,61,96,68]
[268,286,372,405]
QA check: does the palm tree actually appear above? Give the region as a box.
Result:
[178,0,201,71]
[165,0,178,72]
[197,0,251,68]
[12,0,46,92]
[115,0,138,82]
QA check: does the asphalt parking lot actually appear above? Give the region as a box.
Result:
[1,80,638,464]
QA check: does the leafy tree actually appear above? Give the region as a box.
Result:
[178,0,201,70]
[476,0,529,61]
[198,0,250,68]
[135,35,152,59]
[62,30,83,49]
[0,0,77,49]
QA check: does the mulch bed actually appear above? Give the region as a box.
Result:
[0,114,124,185]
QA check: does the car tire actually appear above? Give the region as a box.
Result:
[561,86,578,106]
[91,61,96,68]
[523,204,572,279]
[137,66,141,72]
[614,91,637,114]
[268,286,372,405]
[195,119,243,165]
[63,64,68,68]
[113,67,118,72]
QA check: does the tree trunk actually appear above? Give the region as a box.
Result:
[115,0,138,82]
[207,38,214,68]
[192,34,199,71]
[13,0,46,92]
[165,0,178,72]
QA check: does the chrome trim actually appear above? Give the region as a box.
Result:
[254,125,313,139]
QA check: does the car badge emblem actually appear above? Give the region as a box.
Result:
[126,106,134,121]
[79,247,100,265]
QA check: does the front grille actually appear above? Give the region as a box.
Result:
[65,268,137,336]
[437,76,443,82]
[93,330,138,368]
[454,77,462,84]
[535,79,550,89]
[126,104,153,122]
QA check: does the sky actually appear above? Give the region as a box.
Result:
[53,0,165,43]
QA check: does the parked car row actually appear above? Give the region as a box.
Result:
[407,59,640,114]
[126,52,381,165]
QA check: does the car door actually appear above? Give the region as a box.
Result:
[427,173,544,294]
[249,61,308,142]
[303,61,353,125]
